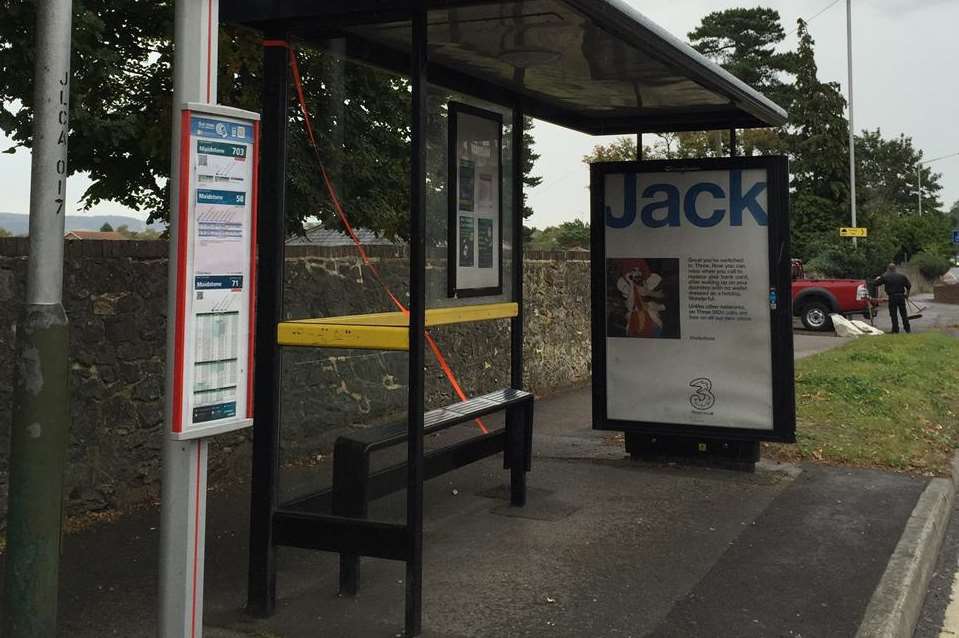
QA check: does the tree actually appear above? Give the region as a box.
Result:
[582,133,720,163]
[502,116,541,222]
[527,220,590,250]
[0,227,11,238]
[1,1,175,218]
[909,252,952,280]
[855,129,942,216]
[553,219,590,249]
[688,7,796,109]
[113,223,161,240]
[99,222,114,232]
[784,20,850,260]
[1,3,541,239]
[583,137,640,163]
[883,212,954,262]
[522,118,542,220]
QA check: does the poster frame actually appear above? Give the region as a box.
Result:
[447,101,504,298]
[590,156,795,443]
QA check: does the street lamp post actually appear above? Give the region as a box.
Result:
[918,165,922,216]
[846,0,857,246]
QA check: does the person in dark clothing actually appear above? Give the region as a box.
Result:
[874,263,912,333]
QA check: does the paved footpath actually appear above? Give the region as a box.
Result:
[0,388,931,637]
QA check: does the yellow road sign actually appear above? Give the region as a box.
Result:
[840,227,868,238]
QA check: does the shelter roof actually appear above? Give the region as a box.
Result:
[221,0,787,135]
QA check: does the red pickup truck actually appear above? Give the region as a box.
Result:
[791,260,877,331]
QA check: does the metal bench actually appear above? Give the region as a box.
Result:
[331,387,534,595]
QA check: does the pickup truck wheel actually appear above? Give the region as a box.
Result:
[801,301,832,331]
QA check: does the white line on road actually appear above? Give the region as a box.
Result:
[940,566,959,638]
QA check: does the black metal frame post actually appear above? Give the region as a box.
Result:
[510,104,524,393]
[406,7,428,637]
[729,128,738,157]
[247,32,289,618]
[506,101,527,506]
[623,131,643,455]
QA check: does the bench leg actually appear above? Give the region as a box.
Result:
[332,438,370,596]
[506,401,533,507]
[339,554,360,597]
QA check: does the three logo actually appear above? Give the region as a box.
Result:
[689,377,716,411]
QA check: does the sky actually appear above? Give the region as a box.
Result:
[1,0,957,228]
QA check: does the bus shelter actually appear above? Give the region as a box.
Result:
[220,1,787,635]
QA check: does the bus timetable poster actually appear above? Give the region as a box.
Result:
[448,102,503,298]
[168,104,260,440]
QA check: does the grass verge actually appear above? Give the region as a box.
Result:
[766,332,959,475]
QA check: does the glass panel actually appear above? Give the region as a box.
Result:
[278,32,412,532]
[419,90,515,411]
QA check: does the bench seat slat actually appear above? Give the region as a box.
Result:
[340,388,533,450]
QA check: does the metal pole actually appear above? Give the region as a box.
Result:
[917,165,923,216]
[729,129,738,157]
[3,1,73,635]
[159,1,217,636]
[636,133,643,161]
[846,0,858,246]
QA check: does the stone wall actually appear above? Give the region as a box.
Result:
[0,239,591,516]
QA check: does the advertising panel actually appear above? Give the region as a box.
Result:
[448,102,503,297]
[591,157,795,442]
[169,104,259,440]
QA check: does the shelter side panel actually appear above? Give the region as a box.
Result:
[602,168,773,432]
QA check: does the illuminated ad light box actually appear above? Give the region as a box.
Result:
[448,102,503,298]
[590,157,796,442]
[170,103,260,440]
